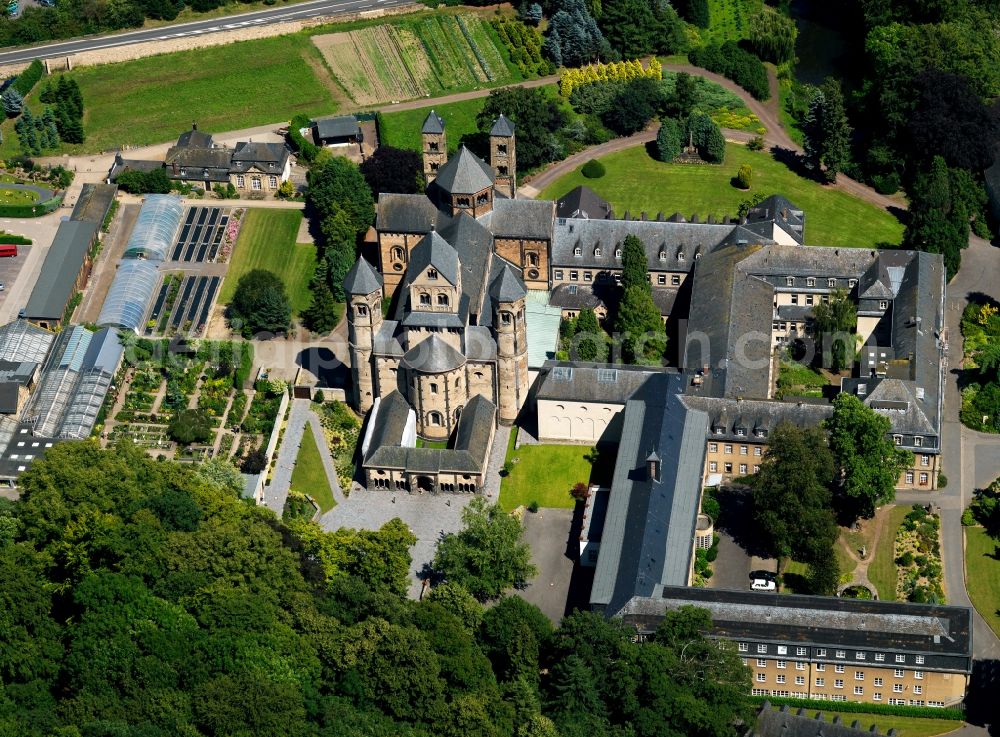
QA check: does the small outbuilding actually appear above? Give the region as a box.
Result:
[313,115,362,147]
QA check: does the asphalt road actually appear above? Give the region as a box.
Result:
[0,0,413,66]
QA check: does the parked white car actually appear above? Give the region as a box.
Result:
[750,578,776,591]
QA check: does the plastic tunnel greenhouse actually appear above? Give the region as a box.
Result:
[98,260,161,333]
[123,194,184,261]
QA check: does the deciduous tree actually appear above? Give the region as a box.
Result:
[802,78,852,182]
[228,269,292,337]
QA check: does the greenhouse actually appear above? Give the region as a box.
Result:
[123,194,184,261]
[98,259,161,333]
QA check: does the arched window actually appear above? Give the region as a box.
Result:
[419,293,431,306]
[437,294,449,306]
[526,252,538,267]
[429,411,442,426]
[392,247,404,261]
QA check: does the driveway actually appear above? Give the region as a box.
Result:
[517,506,576,623]
[708,531,752,592]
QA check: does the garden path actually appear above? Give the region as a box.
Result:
[836,506,890,598]
[262,397,311,516]
[307,413,345,507]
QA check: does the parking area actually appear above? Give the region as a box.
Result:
[708,530,752,592]
[0,246,32,313]
[518,507,581,623]
[171,207,231,263]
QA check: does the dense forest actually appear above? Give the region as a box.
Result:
[0,441,753,737]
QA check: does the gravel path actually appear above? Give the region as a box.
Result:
[261,397,312,515]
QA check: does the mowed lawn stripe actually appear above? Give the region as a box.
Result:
[539,144,905,248]
[291,421,336,513]
[0,35,336,157]
[868,505,910,601]
[965,526,1000,638]
[221,209,317,315]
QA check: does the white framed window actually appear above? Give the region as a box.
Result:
[757,659,767,667]
[874,693,882,702]
[739,463,748,474]
[874,678,883,687]
[895,435,903,446]
[251,177,262,191]
[752,688,769,696]
[554,270,563,280]
[777,646,788,656]
[906,471,915,484]
[709,443,718,453]
[915,655,925,665]
[875,653,885,662]
[672,274,681,286]
[757,673,767,683]
[807,277,815,287]
[615,248,622,259]
[920,473,929,485]
[816,664,825,672]
[835,665,845,674]
[776,660,786,669]
[725,444,733,454]
[914,671,923,680]
[921,455,930,467]
[574,247,582,257]
[849,278,857,288]
[738,642,748,652]
[709,461,718,472]
[828,278,836,287]
[268,175,278,188]
[854,686,864,696]
[896,655,905,663]
[835,680,844,689]
[758,644,767,654]
[879,300,888,309]
[914,685,922,695]
[855,671,864,680]
[795,676,805,685]
[836,650,845,659]
[914,436,923,447]
[740,446,748,455]
[796,662,805,670]
[893,684,904,693]
[595,247,602,257]
[754,447,762,456]
[776,675,786,684]
[815,678,825,687]
[786,277,794,286]
[856,652,866,660]
[894,669,904,678]
[235,175,245,188]
[796,647,807,656]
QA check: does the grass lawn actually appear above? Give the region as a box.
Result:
[0,34,337,158]
[0,187,40,206]
[539,144,905,248]
[868,505,911,601]
[782,542,856,593]
[380,97,489,154]
[965,526,1000,638]
[499,434,602,511]
[767,707,960,737]
[290,421,336,513]
[220,209,317,315]
[776,361,827,398]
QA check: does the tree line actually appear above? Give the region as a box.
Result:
[0,440,754,737]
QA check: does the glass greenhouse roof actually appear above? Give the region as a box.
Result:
[123,194,183,261]
[98,260,161,333]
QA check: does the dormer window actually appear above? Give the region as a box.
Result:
[595,247,602,257]
[849,278,857,288]
[754,429,766,438]
[659,251,666,261]
[879,300,888,310]
[735,428,745,436]
[714,426,724,435]
[678,251,685,262]
[615,248,622,259]
[695,252,702,260]
[893,435,902,446]
[427,269,438,280]
[786,277,795,286]
[914,436,922,447]
[828,278,836,288]
[574,246,582,257]
[806,277,815,287]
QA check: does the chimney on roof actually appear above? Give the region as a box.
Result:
[646,449,661,483]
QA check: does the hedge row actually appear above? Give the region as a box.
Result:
[749,695,964,721]
[0,195,61,218]
[688,41,770,101]
[12,60,44,98]
[0,234,31,245]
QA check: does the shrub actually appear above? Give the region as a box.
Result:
[736,164,752,189]
[527,500,540,513]
[656,117,683,162]
[937,473,947,489]
[748,695,964,721]
[168,408,214,445]
[872,172,900,195]
[961,507,976,526]
[12,60,44,97]
[581,159,606,178]
[688,41,770,101]
[746,135,765,151]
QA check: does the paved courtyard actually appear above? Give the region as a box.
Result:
[517,507,577,623]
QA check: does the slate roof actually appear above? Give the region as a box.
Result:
[651,288,679,316]
[408,231,461,286]
[71,183,118,225]
[682,242,773,399]
[754,703,895,737]
[231,141,289,174]
[551,217,740,271]
[862,378,935,435]
[438,212,493,318]
[24,220,99,321]
[453,393,495,458]
[619,586,972,665]
[737,243,877,280]
[489,262,527,302]
[376,193,440,233]
[590,373,709,615]
[108,155,163,182]
[555,185,614,220]
[535,361,672,404]
[0,360,37,386]
[164,145,232,179]
[176,126,213,148]
[680,395,834,440]
[374,320,404,356]
[401,334,466,373]
[465,325,498,361]
[487,198,554,241]
[548,284,607,312]
[746,194,805,243]
[489,113,516,137]
[433,146,494,195]
[313,114,360,140]
[364,390,412,459]
[0,383,19,414]
[422,110,445,134]
[343,257,383,296]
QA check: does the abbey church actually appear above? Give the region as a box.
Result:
[346,110,553,493]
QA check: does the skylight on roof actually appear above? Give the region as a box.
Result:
[552,367,573,381]
[597,369,618,383]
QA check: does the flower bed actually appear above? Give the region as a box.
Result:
[894,505,945,603]
[217,208,245,263]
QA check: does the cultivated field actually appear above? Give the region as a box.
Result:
[313,14,512,105]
